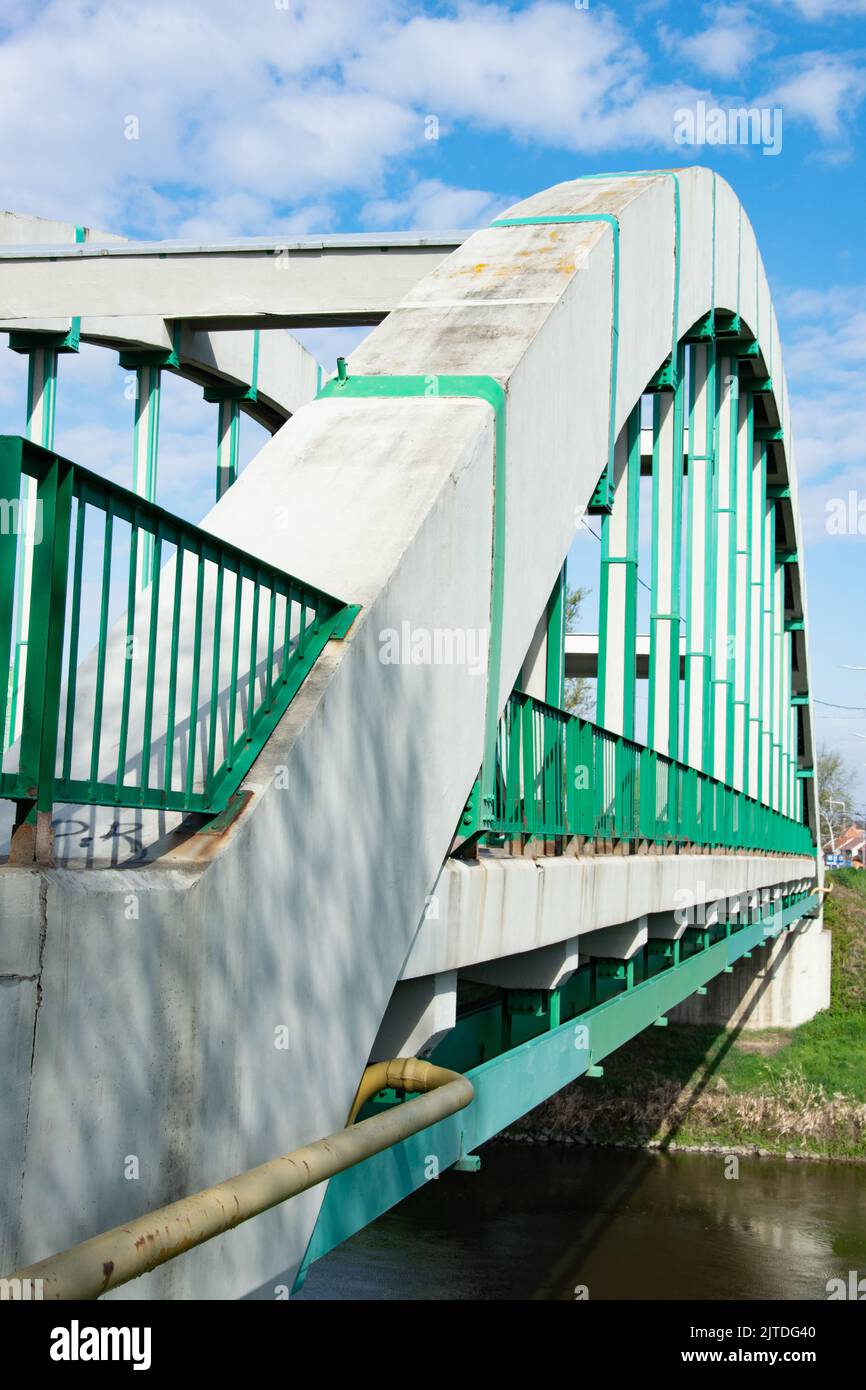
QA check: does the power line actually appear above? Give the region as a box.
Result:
[578,521,664,602]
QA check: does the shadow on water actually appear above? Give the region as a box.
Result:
[298,1143,866,1301]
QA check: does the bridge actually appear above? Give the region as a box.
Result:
[0,168,825,1300]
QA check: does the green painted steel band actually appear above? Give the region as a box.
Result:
[711,175,717,322]
[647,393,661,745]
[566,167,680,360]
[736,203,742,319]
[71,225,85,349]
[741,387,754,792]
[492,213,620,487]
[683,343,698,761]
[702,339,718,774]
[251,328,260,395]
[622,404,641,741]
[596,456,612,723]
[317,372,506,820]
[724,371,738,786]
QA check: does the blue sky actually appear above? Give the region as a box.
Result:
[0,0,865,808]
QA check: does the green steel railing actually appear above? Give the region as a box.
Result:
[0,436,358,819]
[481,689,815,856]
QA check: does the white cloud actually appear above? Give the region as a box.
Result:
[778,283,866,544]
[659,5,767,81]
[762,54,866,141]
[173,195,338,243]
[361,178,509,230]
[772,0,866,18]
[347,2,697,152]
[0,0,401,233]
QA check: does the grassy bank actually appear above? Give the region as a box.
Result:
[507,870,866,1160]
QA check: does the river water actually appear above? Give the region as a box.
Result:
[298,1144,866,1301]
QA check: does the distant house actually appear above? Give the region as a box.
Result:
[824,823,866,867]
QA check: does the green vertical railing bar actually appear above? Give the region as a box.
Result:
[246,573,261,743]
[163,543,185,795]
[226,564,244,771]
[114,524,139,796]
[88,501,114,794]
[184,546,206,805]
[139,523,163,795]
[18,453,73,813]
[61,503,86,784]
[205,564,225,798]
[545,564,566,709]
[0,440,22,756]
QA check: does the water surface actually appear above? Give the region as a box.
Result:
[298,1144,866,1300]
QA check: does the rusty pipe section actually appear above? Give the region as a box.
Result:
[6,1061,472,1301]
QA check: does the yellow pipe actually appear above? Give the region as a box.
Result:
[6,1061,472,1301]
[347,1056,450,1124]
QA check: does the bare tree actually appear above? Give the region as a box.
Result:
[817,744,857,848]
[564,584,593,718]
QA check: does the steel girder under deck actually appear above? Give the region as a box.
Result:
[293,889,818,1291]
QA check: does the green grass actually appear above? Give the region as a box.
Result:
[603,870,866,1100]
